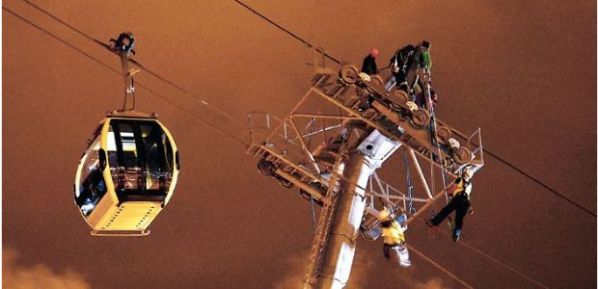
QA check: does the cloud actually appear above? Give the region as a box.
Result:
[413,278,448,289]
[271,248,449,289]
[3,248,91,289]
[271,252,307,289]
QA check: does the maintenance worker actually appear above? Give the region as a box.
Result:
[416,40,432,71]
[427,167,475,242]
[361,48,379,75]
[367,206,411,267]
[385,44,416,91]
[113,32,135,54]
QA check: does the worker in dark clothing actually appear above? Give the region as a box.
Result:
[385,44,416,91]
[427,167,475,242]
[112,32,135,55]
[361,48,379,75]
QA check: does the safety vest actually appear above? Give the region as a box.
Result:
[381,220,405,245]
[452,177,472,199]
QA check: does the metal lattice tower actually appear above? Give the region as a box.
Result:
[247,63,484,289]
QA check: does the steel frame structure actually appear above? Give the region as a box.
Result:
[247,64,484,289]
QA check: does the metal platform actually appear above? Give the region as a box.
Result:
[246,64,485,289]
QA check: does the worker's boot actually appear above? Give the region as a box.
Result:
[453,229,461,243]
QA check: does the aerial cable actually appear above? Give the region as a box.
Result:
[3,5,576,289]
[232,0,595,218]
[3,7,118,76]
[3,4,387,209]
[407,244,475,289]
[2,7,247,147]
[414,215,550,289]
[232,0,341,65]
[482,148,595,217]
[16,0,595,218]
[19,0,245,129]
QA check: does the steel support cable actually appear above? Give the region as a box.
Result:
[413,215,550,289]
[18,0,595,218]
[231,0,341,65]
[19,0,245,129]
[3,6,247,147]
[2,5,378,199]
[482,148,596,217]
[3,6,568,289]
[407,244,475,289]
[231,0,596,219]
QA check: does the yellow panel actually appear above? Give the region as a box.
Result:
[86,190,119,229]
[95,201,163,231]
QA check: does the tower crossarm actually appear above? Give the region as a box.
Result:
[309,65,484,176]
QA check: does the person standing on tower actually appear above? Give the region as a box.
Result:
[361,48,379,75]
[385,44,416,91]
[416,40,432,71]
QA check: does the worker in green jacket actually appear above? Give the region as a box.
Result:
[417,40,432,70]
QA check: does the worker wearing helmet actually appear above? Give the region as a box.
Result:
[385,44,416,91]
[427,167,475,242]
[361,48,379,75]
[113,32,135,55]
[368,206,411,267]
[416,40,432,71]
[357,48,380,111]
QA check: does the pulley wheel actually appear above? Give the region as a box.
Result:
[257,159,275,176]
[436,126,452,145]
[340,65,360,84]
[452,146,473,165]
[388,89,409,105]
[410,109,430,128]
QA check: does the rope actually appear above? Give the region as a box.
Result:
[407,244,475,289]
[414,215,550,289]
[402,150,416,214]
[3,6,247,147]
[19,0,246,130]
[4,4,587,288]
[483,148,595,217]
[232,0,341,65]
[18,0,593,219]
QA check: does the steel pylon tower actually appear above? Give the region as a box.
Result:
[247,63,484,289]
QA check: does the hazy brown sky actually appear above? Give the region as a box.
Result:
[3,1,596,288]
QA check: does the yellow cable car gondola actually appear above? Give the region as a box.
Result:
[73,32,179,236]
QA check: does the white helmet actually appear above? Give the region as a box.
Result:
[406,101,418,112]
[448,138,460,149]
[358,72,371,82]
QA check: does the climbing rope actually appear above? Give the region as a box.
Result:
[402,150,416,214]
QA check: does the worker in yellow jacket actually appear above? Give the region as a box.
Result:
[368,206,411,267]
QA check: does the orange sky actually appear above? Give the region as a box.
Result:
[3,1,596,288]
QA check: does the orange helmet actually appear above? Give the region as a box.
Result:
[369,47,379,58]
